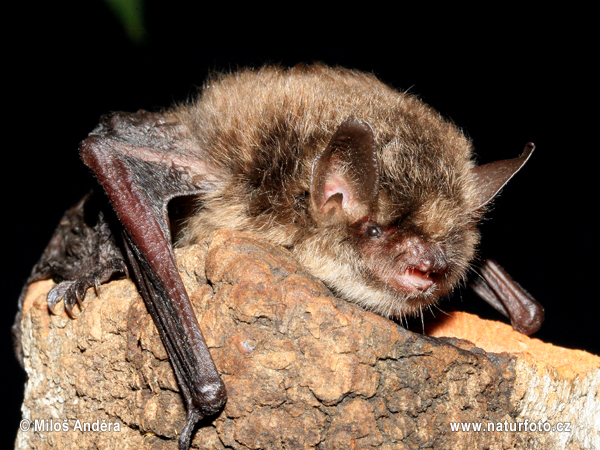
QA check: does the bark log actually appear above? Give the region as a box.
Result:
[15,230,600,449]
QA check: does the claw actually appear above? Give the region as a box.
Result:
[46,258,129,318]
[63,285,84,318]
[118,260,129,279]
[76,281,86,308]
[47,281,75,314]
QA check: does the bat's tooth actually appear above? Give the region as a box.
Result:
[402,268,434,291]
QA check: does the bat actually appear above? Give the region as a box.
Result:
[14,64,543,449]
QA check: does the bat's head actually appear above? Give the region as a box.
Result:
[296,113,532,319]
[180,66,532,320]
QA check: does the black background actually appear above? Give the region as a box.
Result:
[4,2,598,445]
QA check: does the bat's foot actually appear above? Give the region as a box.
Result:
[47,259,128,317]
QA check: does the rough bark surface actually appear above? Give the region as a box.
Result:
[15,230,600,449]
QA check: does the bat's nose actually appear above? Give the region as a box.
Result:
[413,258,448,275]
[399,235,448,276]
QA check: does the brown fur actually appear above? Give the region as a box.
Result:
[172,64,482,318]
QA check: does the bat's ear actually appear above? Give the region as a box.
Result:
[310,116,379,225]
[472,143,535,209]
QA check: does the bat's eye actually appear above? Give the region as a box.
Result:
[365,224,382,238]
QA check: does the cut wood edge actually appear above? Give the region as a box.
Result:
[426,311,600,380]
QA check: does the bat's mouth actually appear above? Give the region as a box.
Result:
[389,268,440,293]
[369,237,450,298]
[372,265,446,297]
[402,268,437,290]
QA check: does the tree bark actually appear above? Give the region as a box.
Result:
[15,230,600,449]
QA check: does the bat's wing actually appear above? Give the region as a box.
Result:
[470,259,544,335]
[78,110,225,449]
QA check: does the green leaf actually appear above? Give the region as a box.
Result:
[103,0,146,44]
